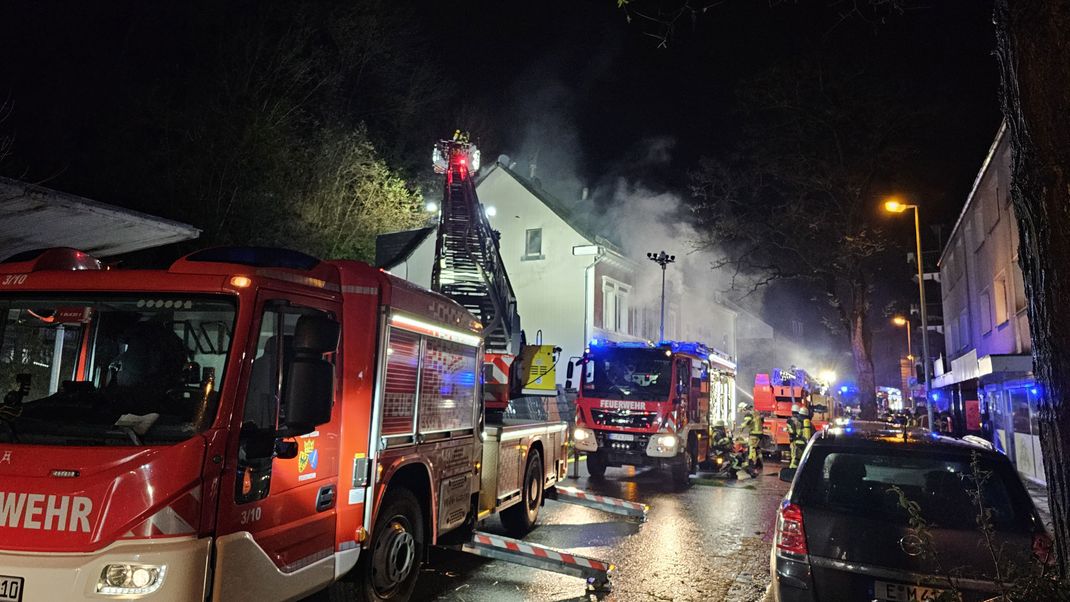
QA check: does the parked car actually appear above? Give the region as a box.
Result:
[771,421,1052,602]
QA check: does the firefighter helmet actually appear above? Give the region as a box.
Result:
[738,402,749,412]
[791,404,800,414]
[714,420,726,428]
[798,405,811,417]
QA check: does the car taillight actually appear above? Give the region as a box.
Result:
[776,502,808,556]
[1033,531,1055,565]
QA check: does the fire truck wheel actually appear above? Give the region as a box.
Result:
[501,449,544,537]
[585,451,607,479]
[671,449,693,490]
[343,487,424,602]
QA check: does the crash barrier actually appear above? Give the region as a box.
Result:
[460,531,614,593]
[547,485,649,521]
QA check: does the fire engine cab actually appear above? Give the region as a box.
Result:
[569,340,736,488]
[0,246,573,601]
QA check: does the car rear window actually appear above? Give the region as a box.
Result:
[794,447,1033,530]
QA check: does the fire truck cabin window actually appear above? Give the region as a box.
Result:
[0,295,235,445]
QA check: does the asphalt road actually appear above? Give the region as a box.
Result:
[410,460,789,602]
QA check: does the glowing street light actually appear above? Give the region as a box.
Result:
[484,205,497,217]
[425,201,439,213]
[884,197,932,428]
[819,370,837,385]
[883,198,908,213]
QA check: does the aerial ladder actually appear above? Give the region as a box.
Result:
[427,135,646,593]
[431,136,557,412]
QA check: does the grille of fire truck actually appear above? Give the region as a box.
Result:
[590,409,659,429]
[431,140,521,354]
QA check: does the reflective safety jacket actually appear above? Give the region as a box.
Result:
[741,410,764,436]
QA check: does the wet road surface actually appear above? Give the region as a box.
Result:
[411,460,788,601]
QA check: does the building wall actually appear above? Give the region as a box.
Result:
[939,128,1029,363]
[478,168,606,378]
[937,123,1043,483]
[386,235,435,290]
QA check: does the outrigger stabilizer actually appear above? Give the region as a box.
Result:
[437,487,647,594]
[546,485,649,521]
[461,531,614,593]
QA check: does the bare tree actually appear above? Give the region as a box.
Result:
[690,59,912,419]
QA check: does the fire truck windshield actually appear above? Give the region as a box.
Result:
[0,295,235,445]
[583,347,672,401]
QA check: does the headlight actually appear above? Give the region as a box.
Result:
[573,427,592,442]
[96,563,166,596]
[657,434,677,448]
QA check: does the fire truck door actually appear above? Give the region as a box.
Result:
[218,296,341,587]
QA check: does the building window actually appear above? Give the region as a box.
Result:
[994,273,1009,326]
[524,228,543,260]
[980,289,992,334]
[601,279,631,334]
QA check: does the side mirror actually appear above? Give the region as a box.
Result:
[565,360,575,390]
[279,315,339,437]
[779,467,797,483]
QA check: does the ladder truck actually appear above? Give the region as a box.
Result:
[0,139,643,602]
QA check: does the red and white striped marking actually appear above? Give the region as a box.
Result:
[122,485,201,539]
[554,485,649,516]
[470,532,612,574]
[664,409,678,433]
[484,353,513,385]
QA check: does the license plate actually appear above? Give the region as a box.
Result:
[606,433,635,442]
[873,579,948,601]
[0,575,23,602]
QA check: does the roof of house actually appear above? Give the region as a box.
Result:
[374,226,435,269]
[0,176,200,259]
[478,162,623,253]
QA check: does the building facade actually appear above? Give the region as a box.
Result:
[932,122,1044,484]
[376,160,738,398]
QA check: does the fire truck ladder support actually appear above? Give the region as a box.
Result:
[546,486,649,521]
[458,531,614,593]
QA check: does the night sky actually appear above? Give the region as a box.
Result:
[0,1,1003,384]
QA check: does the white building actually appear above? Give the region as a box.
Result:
[376,160,738,385]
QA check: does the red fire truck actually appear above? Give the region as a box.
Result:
[752,368,831,459]
[569,340,736,488]
[0,246,584,601]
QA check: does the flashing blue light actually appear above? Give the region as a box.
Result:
[840,385,849,393]
[589,338,601,347]
[931,392,940,401]
[1030,387,1040,396]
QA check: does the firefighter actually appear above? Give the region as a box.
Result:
[785,404,802,468]
[738,402,764,469]
[711,420,733,454]
[711,420,736,479]
[791,404,813,468]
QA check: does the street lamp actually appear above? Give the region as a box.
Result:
[646,250,676,342]
[892,315,915,409]
[884,197,933,429]
[892,316,914,361]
